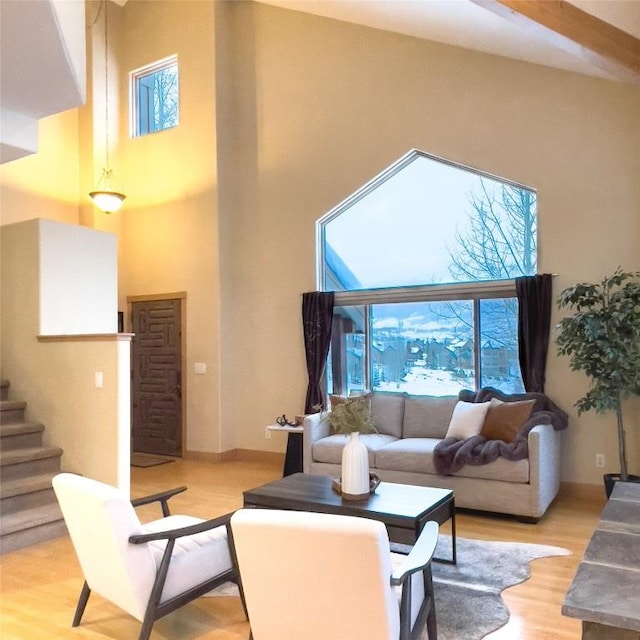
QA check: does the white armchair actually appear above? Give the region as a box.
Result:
[230,508,438,640]
[52,473,240,640]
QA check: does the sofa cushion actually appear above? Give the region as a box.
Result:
[445,401,491,440]
[374,438,529,483]
[480,398,536,443]
[370,392,406,438]
[312,433,398,466]
[374,438,441,474]
[402,395,458,439]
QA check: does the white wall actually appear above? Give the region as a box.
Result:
[39,219,117,335]
[0,0,85,162]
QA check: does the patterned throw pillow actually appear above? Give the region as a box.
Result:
[327,394,375,435]
[480,398,536,443]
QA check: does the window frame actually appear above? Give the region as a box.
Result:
[129,54,179,138]
[331,280,518,394]
[317,148,537,396]
[316,148,536,292]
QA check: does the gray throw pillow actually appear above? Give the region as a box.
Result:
[403,395,458,439]
[370,392,406,438]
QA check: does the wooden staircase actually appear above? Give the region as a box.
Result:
[0,379,66,554]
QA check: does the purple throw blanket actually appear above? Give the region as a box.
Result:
[433,387,568,476]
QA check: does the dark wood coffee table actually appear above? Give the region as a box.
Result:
[243,472,456,564]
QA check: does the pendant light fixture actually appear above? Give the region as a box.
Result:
[89,0,126,214]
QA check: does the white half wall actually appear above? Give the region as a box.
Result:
[39,219,117,335]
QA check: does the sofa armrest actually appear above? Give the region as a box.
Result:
[302,412,330,474]
[527,423,562,516]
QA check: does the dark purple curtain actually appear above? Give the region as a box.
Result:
[516,274,552,393]
[302,291,334,413]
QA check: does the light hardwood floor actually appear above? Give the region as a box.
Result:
[0,458,605,640]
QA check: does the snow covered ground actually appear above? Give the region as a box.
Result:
[375,365,522,395]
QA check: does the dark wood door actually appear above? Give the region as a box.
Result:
[131,299,182,456]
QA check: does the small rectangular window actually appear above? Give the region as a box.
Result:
[130,55,179,137]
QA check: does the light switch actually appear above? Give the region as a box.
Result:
[194,362,207,375]
[95,371,104,388]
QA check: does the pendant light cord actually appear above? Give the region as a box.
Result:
[104,0,110,169]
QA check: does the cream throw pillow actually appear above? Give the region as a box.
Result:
[445,401,491,440]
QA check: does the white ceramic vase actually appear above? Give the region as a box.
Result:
[341,431,370,499]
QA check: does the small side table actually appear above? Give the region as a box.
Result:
[266,424,304,477]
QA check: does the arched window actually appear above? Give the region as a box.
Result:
[318,149,537,396]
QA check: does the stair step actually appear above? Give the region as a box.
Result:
[0,503,67,555]
[0,472,57,498]
[0,473,59,514]
[0,447,63,481]
[0,400,27,424]
[0,502,63,535]
[0,380,68,553]
[0,422,44,450]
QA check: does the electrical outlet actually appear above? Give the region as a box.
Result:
[595,454,605,468]
[265,427,272,440]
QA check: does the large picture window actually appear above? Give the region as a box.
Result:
[319,150,537,397]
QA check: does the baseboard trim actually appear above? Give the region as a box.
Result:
[234,449,285,464]
[182,450,226,463]
[183,449,284,465]
[559,481,606,502]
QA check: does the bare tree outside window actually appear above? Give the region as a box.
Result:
[320,150,537,396]
[443,180,537,389]
[132,56,179,137]
[450,181,537,283]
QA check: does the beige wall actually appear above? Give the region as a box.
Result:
[0,110,81,226]
[218,3,640,484]
[1,1,639,486]
[116,0,222,454]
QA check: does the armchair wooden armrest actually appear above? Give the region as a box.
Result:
[131,486,188,517]
[390,521,438,586]
[129,511,235,545]
[391,521,439,640]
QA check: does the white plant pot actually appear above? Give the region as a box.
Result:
[341,432,370,499]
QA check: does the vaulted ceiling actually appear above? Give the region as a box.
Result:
[253,0,640,84]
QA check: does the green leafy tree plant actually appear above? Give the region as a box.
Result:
[556,269,640,482]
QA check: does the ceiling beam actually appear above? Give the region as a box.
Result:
[470,0,640,84]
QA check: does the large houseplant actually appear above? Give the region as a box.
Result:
[555,268,640,495]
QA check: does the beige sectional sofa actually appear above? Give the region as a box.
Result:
[302,392,563,520]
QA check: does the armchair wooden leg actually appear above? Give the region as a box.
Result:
[227,521,249,622]
[72,582,91,627]
[138,539,175,640]
[138,614,155,640]
[236,579,249,620]
[424,566,437,640]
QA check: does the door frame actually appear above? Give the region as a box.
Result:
[127,291,187,457]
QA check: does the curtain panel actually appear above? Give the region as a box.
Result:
[302,291,334,414]
[516,274,553,393]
